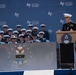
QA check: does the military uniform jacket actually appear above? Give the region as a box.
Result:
[62,22,76,31]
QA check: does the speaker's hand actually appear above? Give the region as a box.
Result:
[57,29,61,32]
[70,29,73,31]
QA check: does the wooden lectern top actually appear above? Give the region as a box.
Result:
[56,31,76,43]
[56,31,76,34]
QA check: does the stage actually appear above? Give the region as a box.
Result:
[0,69,76,75]
[0,43,76,75]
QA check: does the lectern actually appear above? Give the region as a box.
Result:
[56,31,76,68]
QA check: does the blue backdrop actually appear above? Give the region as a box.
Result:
[0,0,76,42]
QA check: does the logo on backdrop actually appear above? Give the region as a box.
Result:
[27,20,39,26]
[48,12,53,16]
[15,45,26,65]
[14,12,19,17]
[60,19,64,24]
[0,4,6,8]
[61,34,72,44]
[26,2,39,8]
[60,1,73,6]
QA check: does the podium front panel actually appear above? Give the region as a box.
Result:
[59,43,74,65]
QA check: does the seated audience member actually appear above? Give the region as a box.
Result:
[32,27,39,34]
[26,29,33,41]
[0,31,4,42]
[23,34,30,43]
[7,28,13,36]
[32,33,40,43]
[3,35,10,44]
[21,28,26,35]
[2,25,8,35]
[0,31,4,37]
[13,30,19,42]
[38,31,50,42]
[26,29,32,36]
[40,24,49,40]
[18,34,24,43]
[10,35,17,44]
[13,30,19,37]
[16,24,22,34]
[0,35,5,44]
[28,24,33,30]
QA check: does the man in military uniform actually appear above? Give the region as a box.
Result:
[32,33,40,43]
[18,34,24,43]
[0,35,5,44]
[38,31,50,42]
[3,35,10,44]
[10,35,17,44]
[60,13,76,69]
[32,27,39,34]
[16,24,22,34]
[62,13,76,31]
[7,28,13,36]
[28,24,33,30]
[21,28,26,35]
[2,25,8,35]
[40,24,50,40]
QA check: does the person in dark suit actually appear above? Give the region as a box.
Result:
[60,13,76,69]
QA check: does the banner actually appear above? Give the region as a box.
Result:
[0,42,57,71]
